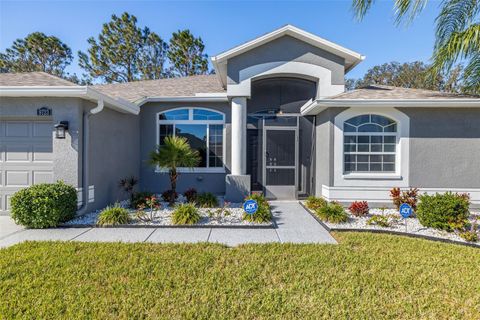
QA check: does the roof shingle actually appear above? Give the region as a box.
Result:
[92,75,225,102]
[331,85,478,100]
[0,72,77,86]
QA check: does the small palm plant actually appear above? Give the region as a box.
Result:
[149,136,200,203]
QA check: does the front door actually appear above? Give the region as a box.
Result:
[263,128,297,199]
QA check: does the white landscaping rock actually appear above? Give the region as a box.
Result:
[65,196,271,227]
[302,202,480,247]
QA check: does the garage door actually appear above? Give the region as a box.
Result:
[0,120,54,213]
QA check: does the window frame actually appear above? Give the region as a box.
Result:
[333,107,410,188]
[343,114,398,174]
[156,107,226,173]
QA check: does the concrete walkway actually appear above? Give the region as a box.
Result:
[0,202,336,248]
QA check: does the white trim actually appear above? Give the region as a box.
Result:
[156,107,226,172]
[0,86,139,114]
[155,167,226,174]
[212,25,363,85]
[333,107,410,187]
[0,86,139,115]
[227,61,345,99]
[321,185,480,205]
[137,95,228,106]
[301,98,480,115]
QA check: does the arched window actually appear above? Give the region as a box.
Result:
[157,108,225,170]
[343,114,397,173]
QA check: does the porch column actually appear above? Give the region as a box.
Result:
[231,97,247,175]
[225,96,250,202]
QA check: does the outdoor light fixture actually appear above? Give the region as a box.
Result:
[54,121,69,139]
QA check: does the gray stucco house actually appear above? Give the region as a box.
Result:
[1,25,479,214]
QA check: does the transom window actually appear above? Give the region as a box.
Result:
[157,108,225,170]
[343,114,397,173]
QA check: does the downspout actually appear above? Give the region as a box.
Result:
[77,99,104,215]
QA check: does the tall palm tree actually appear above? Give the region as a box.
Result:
[149,136,200,196]
[352,0,479,94]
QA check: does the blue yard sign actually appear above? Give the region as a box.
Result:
[243,199,258,215]
[399,203,413,218]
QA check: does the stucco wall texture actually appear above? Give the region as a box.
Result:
[315,107,480,194]
[139,101,231,194]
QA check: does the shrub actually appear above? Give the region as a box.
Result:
[348,201,370,217]
[316,202,348,223]
[242,194,271,223]
[459,230,478,242]
[184,188,197,203]
[305,196,327,211]
[172,203,201,225]
[162,190,178,204]
[197,192,219,208]
[11,181,77,228]
[97,205,130,226]
[131,191,154,209]
[390,187,419,210]
[416,192,470,231]
[367,215,392,228]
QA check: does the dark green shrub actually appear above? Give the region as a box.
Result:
[305,196,327,211]
[10,181,77,228]
[316,202,348,223]
[242,194,272,223]
[197,192,219,208]
[416,192,470,231]
[97,205,130,226]
[131,192,154,209]
[172,203,200,225]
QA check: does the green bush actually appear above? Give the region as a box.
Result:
[459,230,478,242]
[97,205,130,226]
[316,202,348,223]
[196,192,219,208]
[305,196,327,211]
[131,192,154,209]
[416,192,470,231]
[366,215,392,228]
[10,181,77,228]
[172,203,201,225]
[242,193,272,223]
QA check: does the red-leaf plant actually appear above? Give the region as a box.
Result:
[390,187,419,210]
[348,201,370,217]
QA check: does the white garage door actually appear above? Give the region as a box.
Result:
[0,120,54,213]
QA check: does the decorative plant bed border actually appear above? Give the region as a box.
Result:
[59,222,275,229]
[63,197,274,229]
[299,202,480,248]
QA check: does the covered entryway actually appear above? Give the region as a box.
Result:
[264,122,298,199]
[246,77,317,199]
[0,120,54,213]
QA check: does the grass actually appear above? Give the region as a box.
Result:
[0,233,479,319]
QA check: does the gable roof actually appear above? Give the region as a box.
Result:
[0,72,139,114]
[301,85,480,115]
[0,71,77,86]
[211,25,365,87]
[331,85,478,100]
[93,75,225,103]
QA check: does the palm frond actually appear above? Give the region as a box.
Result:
[393,0,429,25]
[431,23,480,73]
[352,0,376,20]
[462,52,480,93]
[435,0,479,48]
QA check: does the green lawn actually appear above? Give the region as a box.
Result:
[1,233,479,319]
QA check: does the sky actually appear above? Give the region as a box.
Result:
[0,0,443,80]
